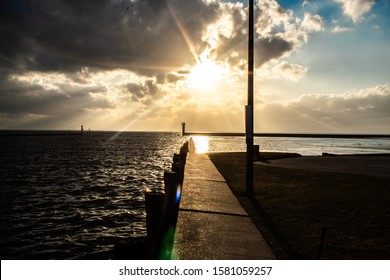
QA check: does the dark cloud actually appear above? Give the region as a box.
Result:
[213,1,296,68]
[255,37,292,65]
[125,79,160,103]
[0,75,113,118]
[166,73,185,83]
[0,0,221,127]
[0,0,222,74]
[0,0,299,75]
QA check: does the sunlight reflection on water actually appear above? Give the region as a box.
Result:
[191,136,209,153]
[0,131,184,259]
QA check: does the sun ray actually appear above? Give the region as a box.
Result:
[109,94,173,140]
[166,1,200,64]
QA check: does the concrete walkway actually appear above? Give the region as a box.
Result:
[172,152,275,260]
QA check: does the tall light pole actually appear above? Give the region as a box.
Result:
[246,0,254,196]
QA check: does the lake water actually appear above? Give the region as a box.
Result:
[1,131,389,259]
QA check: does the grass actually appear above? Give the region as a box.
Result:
[208,152,390,259]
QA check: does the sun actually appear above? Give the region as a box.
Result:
[187,59,224,91]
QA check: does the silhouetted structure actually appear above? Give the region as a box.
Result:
[181,122,186,136]
[246,0,255,196]
[181,129,390,139]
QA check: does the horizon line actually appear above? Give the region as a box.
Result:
[1,129,389,138]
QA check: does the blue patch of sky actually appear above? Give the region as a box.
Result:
[372,0,390,33]
[222,0,389,33]
[316,3,342,21]
[277,0,302,10]
[286,1,345,27]
[289,25,390,93]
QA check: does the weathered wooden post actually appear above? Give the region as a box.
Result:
[173,153,183,167]
[180,151,187,165]
[172,162,184,185]
[145,191,166,259]
[158,171,181,259]
[180,140,189,154]
[179,142,188,165]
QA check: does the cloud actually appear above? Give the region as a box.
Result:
[125,79,161,104]
[0,0,326,130]
[332,25,353,32]
[212,0,324,68]
[122,84,390,133]
[334,0,376,23]
[0,0,222,75]
[0,0,323,75]
[258,61,307,81]
[257,84,390,133]
[301,13,324,31]
[0,72,114,116]
[302,0,311,7]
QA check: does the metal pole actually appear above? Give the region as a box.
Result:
[246,0,254,196]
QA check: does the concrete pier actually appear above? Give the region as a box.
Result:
[172,152,275,260]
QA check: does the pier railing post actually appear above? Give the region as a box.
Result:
[160,171,180,259]
[145,191,166,259]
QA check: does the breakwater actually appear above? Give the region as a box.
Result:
[181,120,390,139]
[183,131,390,139]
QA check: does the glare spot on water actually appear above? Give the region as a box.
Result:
[192,136,209,153]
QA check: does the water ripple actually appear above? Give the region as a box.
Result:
[0,132,183,259]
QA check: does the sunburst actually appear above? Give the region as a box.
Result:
[187,59,224,91]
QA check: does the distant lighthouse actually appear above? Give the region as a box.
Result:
[181,122,186,136]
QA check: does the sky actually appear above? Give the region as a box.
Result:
[0,0,389,133]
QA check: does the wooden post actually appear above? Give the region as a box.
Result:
[316,227,327,259]
[162,171,180,259]
[145,191,165,258]
[180,141,189,154]
[180,151,187,165]
[172,162,184,185]
[173,153,181,165]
